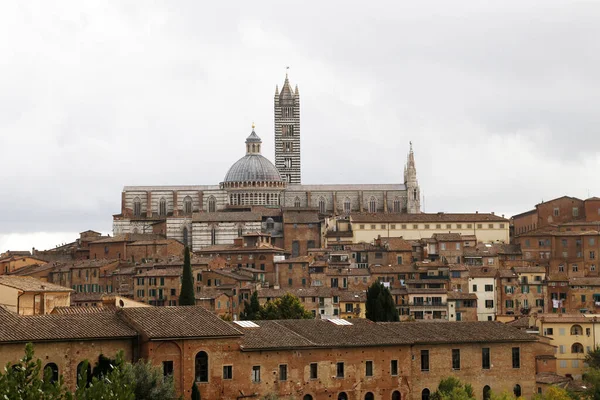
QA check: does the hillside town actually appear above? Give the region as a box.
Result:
[2,74,598,400]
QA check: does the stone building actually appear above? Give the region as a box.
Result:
[113,74,421,251]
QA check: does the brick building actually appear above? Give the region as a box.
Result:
[0,306,556,400]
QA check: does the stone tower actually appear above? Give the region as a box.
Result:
[404,142,421,214]
[274,73,301,184]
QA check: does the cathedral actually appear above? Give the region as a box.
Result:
[113,74,421,251]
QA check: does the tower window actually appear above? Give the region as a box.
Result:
[282,125,294,137]
[159,197,167,216]
[369,196,377,213]
[211,226,216,245]
[285,142,293,152]
[208,196,216,213]
[183,196,193,214]
[413,189,418,201]
[133,197,141,217]
[318,197,326,214]
[284,157,293,168]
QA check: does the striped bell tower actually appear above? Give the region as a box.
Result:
[274,73,301,184]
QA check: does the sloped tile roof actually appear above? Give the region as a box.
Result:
[120,306,243,339]
[351,212,508,223]
[0,276,73,292]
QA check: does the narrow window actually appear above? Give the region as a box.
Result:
[422,389,430,400]
[514,384,522,397]
[159,197,167,216]
[421,350,429,371]
[452,349,460,370]
[336,362,344,378]
[482,348,490,369]
[365,361,373,377]
[252,366,261,382]
[195,351,208,382]
[391,360,398,376]
[294,197,301,208]
[318,197,326,214]
[44,363,59,384]
[279,364,287,381]
[344,197,351,213]
[163,361,174,377]
[208,196,216,213]
[369,196,377,213]
[133,197,141,217]
[512,347,520,368]
[183,196,192,214]
[310,363,318,379]
[223,365,233,380]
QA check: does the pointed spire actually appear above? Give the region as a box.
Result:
[275,84,279,95]
[295,84,299,95]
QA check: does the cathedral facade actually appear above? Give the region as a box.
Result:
[113,74,420,251]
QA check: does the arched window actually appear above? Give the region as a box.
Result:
[195,351,209,382]
[413,188,418,201]
[133,197,141,217]
[184,196,193,214]
[303,396,313,400]
[208,196,216,213]
[422,389,430,400]
[513,384,521,397]
[210,227,216,245]
[318,197,326,214]
[338,393,348,400]
[344,197,351,213]
[76,361,92,388]
[369,196,377,213]
[571,325,583,335]
[572,343,584,353]
[266,218,275,230]
[294,197,301,208]
[365,393,374,400]
[159,197,167,216]
[394,198,401,213]
[392,391,401,400]
[483,386,491,400]
[183,227,189,247]
[44,363,59,384]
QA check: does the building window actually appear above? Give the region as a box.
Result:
[394,198,401,213]
[573,207,579,217]
[571,325,583,335]
[195,351,208,382]
[392,391,401,400]
[365,361,373,377]
[365,393,374,400]
[421,350,429,371]
[368,196,377,213]
[512,347,520,368]
[572,343,584,353]
[44,363,59,384]
[514,384,522,397]
[485,300,494,308]
[133,197,141,217]
[310,363,318,379]
[294,197,301,208]
[485,284,493,292]
[422,389,430,400]
[208,196,216,213]
[292,241,300,257]
[391,360,398,376]
[318,197,326,214]
[338,393,348,400]
[211,226,216,245]
[252,366,261,383]
[482,348,491,369]
[158,197,167,216]
[222,365,233,380]
[483,386,491,400]
[344,197,351,213]
[279,364,288,381]
[336,362,344,378]
[266,217,275,230]
[184,196,192,214]
[162,361,174,377]
[452,349,460,370]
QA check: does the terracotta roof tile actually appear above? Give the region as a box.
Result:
[120,306,243,339]
[0,276,73,292]
[351,212,508,223]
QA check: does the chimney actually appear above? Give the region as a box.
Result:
[491,212,495,215]
[476,211,479,214]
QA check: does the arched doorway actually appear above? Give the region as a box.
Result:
[392,390,401,400]
[44,363,58,383]
[514,384,522,397]
[365,393,374,400]
[422,388,430,400]
[338,393,348,400]
[76,361,92,388]
[303,395,313,400]
[195,351,208,382]
[483,385,491,400]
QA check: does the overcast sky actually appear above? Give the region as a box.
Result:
[2,1,599,252]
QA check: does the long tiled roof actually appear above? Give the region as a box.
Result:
[0,307,136,343]
[351,212,508,223]
[193,212,262,222]
[0,276,73,292]
[120,306,243,339]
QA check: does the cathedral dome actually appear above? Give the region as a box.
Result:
[223,154,282,183]
[223,126,282,184]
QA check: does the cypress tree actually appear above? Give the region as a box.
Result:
[179,247,195,306]
[366,282,399,322]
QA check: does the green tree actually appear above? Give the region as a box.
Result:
[533,386,574,400]
[584,368,600,400]
[240,291,261,320]
[191,382,201,400]
[257,293,313,320]
[74,352,135,400]
[0,343,72,400]
[586,346,600,370]
[125,359,177,400]
[179,246,196,306]
[431,377,475,400]
[365,282,399,322]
